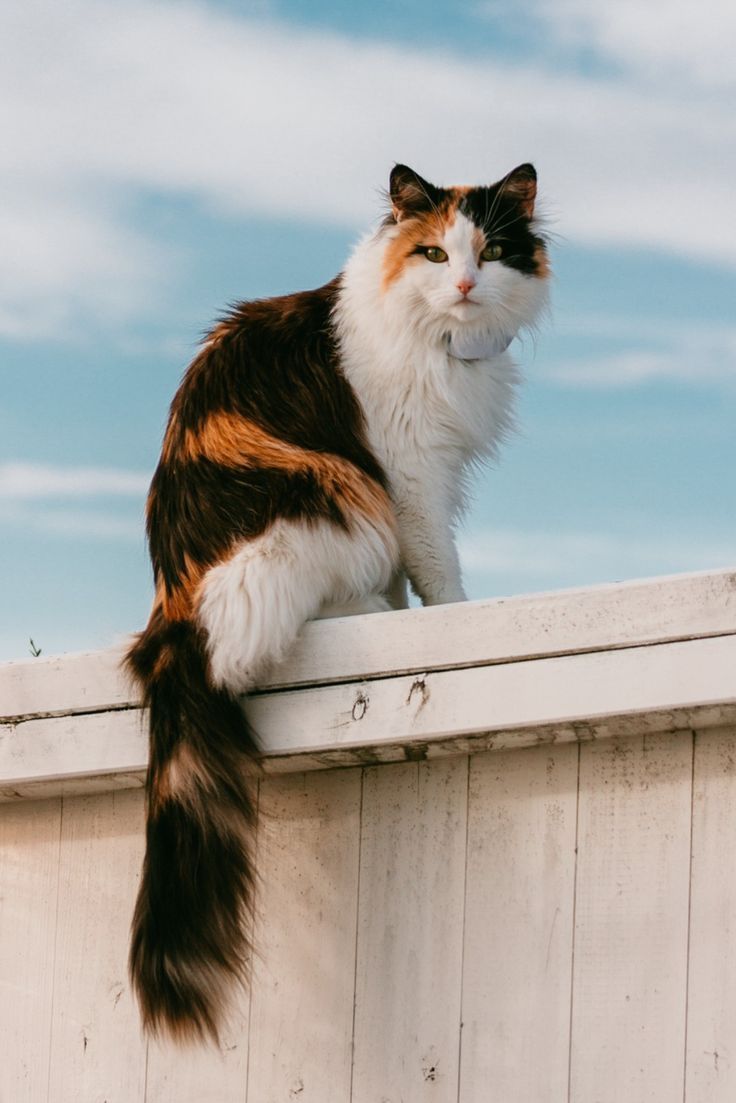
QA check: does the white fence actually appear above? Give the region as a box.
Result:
[1,569,735,1102]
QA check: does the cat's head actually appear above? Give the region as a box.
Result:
[379,163,549,341]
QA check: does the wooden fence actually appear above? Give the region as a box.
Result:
[1,569,735,1102]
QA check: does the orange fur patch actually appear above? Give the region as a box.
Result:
[382,199,458,291]
[382,187,494,290]
[156,552,207,622]
[182,409,395,530]
[533,244,550,279]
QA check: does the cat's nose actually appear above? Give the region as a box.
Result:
[456,278,476,297]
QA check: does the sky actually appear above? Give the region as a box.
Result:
[2,0,735,661]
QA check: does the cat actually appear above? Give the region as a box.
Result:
[125,161,549,1043]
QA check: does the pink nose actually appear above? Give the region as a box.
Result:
[456,278,476,297]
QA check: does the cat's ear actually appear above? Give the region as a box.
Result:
[502,163,537,218]
[389,164,441,222]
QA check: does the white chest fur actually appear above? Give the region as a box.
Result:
[333,226,543,606]
[335,236,520,501]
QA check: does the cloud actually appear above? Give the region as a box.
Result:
[3,0,736,339]
[461,526,736,587]
[0,461,149,540]
[547,321,736,388]
[0,462,150,499]
[1,505,144,541]
[525,0,736,91]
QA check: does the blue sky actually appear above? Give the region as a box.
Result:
[2,0,735,661]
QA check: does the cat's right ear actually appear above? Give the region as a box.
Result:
[389,165,440,222]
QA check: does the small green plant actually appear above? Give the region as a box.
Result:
[28,637,42,658]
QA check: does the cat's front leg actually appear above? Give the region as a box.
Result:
[391,477,467,606]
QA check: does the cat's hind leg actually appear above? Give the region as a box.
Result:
[197,514,398,692]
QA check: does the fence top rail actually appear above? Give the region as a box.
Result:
[1,568,735,801]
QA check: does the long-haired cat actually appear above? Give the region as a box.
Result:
[125,162,549,1042]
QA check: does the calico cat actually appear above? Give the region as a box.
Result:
[125,162,549,1042]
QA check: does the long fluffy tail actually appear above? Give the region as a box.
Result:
[125,609,259,1043]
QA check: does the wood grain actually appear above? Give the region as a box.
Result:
[246,769,362,1103]
[46,790,147,1103]
[459,743,579,1102]
[351,758,468,1102]
[685,725,736,1102]
[569,733,693,1102]
[0,798,61,1103]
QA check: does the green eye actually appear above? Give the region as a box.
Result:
[481,243,503,262]
[423,246,448,263]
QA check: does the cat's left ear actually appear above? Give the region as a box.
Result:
[389,164,441,222]
[502,163,537,218]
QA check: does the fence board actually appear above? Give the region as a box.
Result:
[685,725,736,1102]
[0,798,61,1103]
[5,634,735,802]
[351,758,468,1102]
[458,743,578,1101]
[246,770,362,1103]
[569,733,693,1102]
[4,569,735,717]
[46,790,147,1103]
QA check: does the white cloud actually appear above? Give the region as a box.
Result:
[527,0,736,91]
[0,462,150,499]
[0,461,149,540]
[3,0,736,339]
[461,527,736,586]
[547,321,736,387]
[7,507,143,541]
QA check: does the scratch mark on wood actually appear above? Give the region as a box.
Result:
[407,674,430,711]
[545,906,561,972]
[351,691,368,721]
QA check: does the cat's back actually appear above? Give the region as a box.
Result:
[164,278,382,472]
[175,280,339,418]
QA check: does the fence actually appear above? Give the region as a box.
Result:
[1,569,735,1102]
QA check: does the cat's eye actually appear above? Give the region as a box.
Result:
[481,243,504,262]
[423,246,448,263]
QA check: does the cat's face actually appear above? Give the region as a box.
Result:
[380,163,548,335]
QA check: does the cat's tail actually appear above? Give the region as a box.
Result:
[124,606,259,1044]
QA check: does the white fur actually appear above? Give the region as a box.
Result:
[335,211,548,606]
[198,514,397,692]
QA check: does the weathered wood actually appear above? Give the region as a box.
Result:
[1,571,735,1102]
[458,744,579,1101]
[0,798,61,1103]
[351,758,468,1102]
[569,733,693,1101]
[2,569,734,721]
[46,790,147,1103]
[2,633,734,801]
[246,770,362,1102]
[685,726,736,1102]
